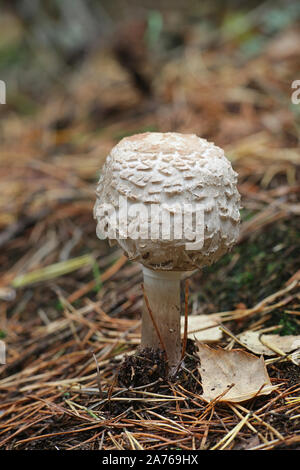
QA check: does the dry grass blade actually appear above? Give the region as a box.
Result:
[11,255,94,288]
[210,412,252,450]
[123,429,144,450]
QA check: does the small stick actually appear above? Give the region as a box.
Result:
[181,279,189,361]
[93,353,103,399]
[67,255,127,303]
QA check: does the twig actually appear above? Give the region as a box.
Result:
[93,353,103,399]
[181,279,189,361]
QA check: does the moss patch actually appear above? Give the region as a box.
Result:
[196,218,300,334]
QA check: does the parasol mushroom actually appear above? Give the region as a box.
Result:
[94,132,241,373]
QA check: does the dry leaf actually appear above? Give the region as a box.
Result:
[238,331,300,356]
[180,315,222,342]
[197,342,276,403]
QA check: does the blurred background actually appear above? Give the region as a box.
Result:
[1,0,299,143]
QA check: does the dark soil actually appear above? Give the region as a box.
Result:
[118,347,168,388]
[117,339,201,391]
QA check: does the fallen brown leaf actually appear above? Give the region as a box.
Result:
[238,331,300,356]
[197,342,277,403]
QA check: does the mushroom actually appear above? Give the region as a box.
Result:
[94,132,241,374]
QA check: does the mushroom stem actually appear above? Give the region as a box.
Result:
[141,266,182,373]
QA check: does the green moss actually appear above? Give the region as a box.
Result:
[0,42,28,69]
[197,218,300,334]
[92,261,102,294]
[55,300,64,312]
[273,313,299,336]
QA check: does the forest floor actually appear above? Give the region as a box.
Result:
[0,2,299,450]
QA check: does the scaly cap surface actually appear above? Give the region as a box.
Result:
[94,132,241,270]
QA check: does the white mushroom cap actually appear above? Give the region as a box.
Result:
[94,132,241,271]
